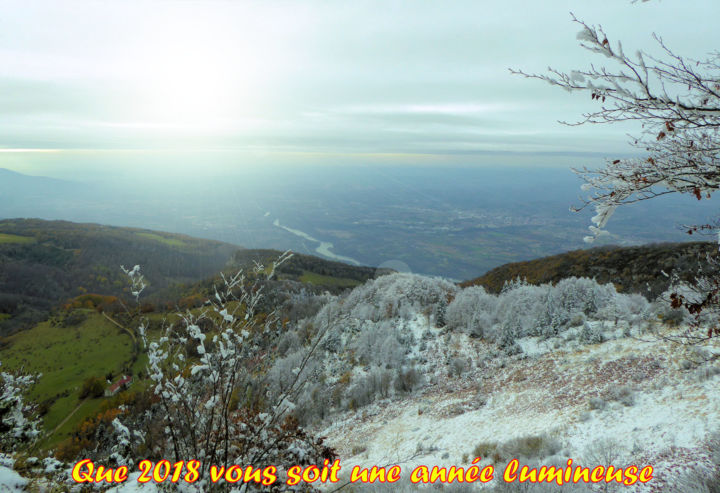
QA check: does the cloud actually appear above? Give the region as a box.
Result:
[0,0,717,165]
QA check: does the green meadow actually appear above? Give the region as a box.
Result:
[135,231,186,248]
[299,270,362,288]
[0,313,135,449]
[0,232,35,244]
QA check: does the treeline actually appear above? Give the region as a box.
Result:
[0,219,395,335]
[0,219,238,335]
[463,242,718,298]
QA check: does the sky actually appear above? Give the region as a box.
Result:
[0,0,719,178]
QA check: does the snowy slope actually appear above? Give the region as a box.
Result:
[319,317,720,491]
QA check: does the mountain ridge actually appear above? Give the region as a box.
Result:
[461,241,717,298]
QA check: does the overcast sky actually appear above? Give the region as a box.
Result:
[1,0,718,177]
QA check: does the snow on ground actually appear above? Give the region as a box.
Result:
[0,456,27,491]
[105,472,160,492]
[319,319,720,491]
[3,316,717,491]
[0,466,27,491]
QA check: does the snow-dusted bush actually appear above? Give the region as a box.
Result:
[677,433,720,493]
[579,321,605,344]
[470,434,561,464]
[650,297,692,327]
[394,365,423,394]
[448,357,469,377]
[351,320,410,369]
[493,281,552,340]
[588,396,607,411]
[597,292,650,326]
[542,277,616,334]
[0,367,40,451]
[445,286,497,337]
[279,287,335,322]
[116,257,333,488]
[337,273,457,322]
[607,385,635,407]
[267,347,322,397]
[472,277,645,347]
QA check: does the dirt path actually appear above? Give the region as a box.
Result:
[102,312,137,345]
[49,397,88,438]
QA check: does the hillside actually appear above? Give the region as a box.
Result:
[462,241,718,298]
[320,318,720,492]
[3,270,717,492]
[1,258,719,490]
[229,248,391,291]
[0,219,241,335]
[0,219,393,336]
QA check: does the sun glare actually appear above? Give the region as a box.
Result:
[130,16,258,131]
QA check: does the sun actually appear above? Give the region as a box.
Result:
[129,17,257,131]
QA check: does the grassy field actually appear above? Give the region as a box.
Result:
[0,232,35,244]
[299,270,362,288]
[0,313,135,449]
[135,231,186,248]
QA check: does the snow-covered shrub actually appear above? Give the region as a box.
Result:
[0,367,40,451]
[579,321,605,344]
[293,382,332,424]
[597,292,650,327]
[493,281,551,340]
[542,277,616,334]
[583,438,623,470]
[650,298,691,327]
[677,432,720,493]
[347,376,375,410]
[339,366,394,412]
[501,434,562,460]
[695,364,720,382]
[588,396,607,411]
[351,321,409,369]
[448,357,468,377]
[338,273,457,322]
[470,434,561,464]
[445,277,654,349]
[445,286,497,338]
[607,385,635,407]
[279,287,335,322]
[394,366,423,394]
[267,347,322,397]
[277,329,302,356]
[434,298,448,327]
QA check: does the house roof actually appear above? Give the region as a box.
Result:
[108,375,132,393]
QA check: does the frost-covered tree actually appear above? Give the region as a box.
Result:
[0,366,40,451]
[494,281,551,340]
[339,273,457,322]
[512,12,720,240]
[445,286,497,338]
[116,255,334,489]
[512,6,720,336]
[542,277,616,334]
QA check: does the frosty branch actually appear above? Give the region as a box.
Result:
[510,13,720,243]
[122,252,334,490]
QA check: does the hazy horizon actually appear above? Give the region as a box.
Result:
[1,1,719,177]
[2,1,719,278]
